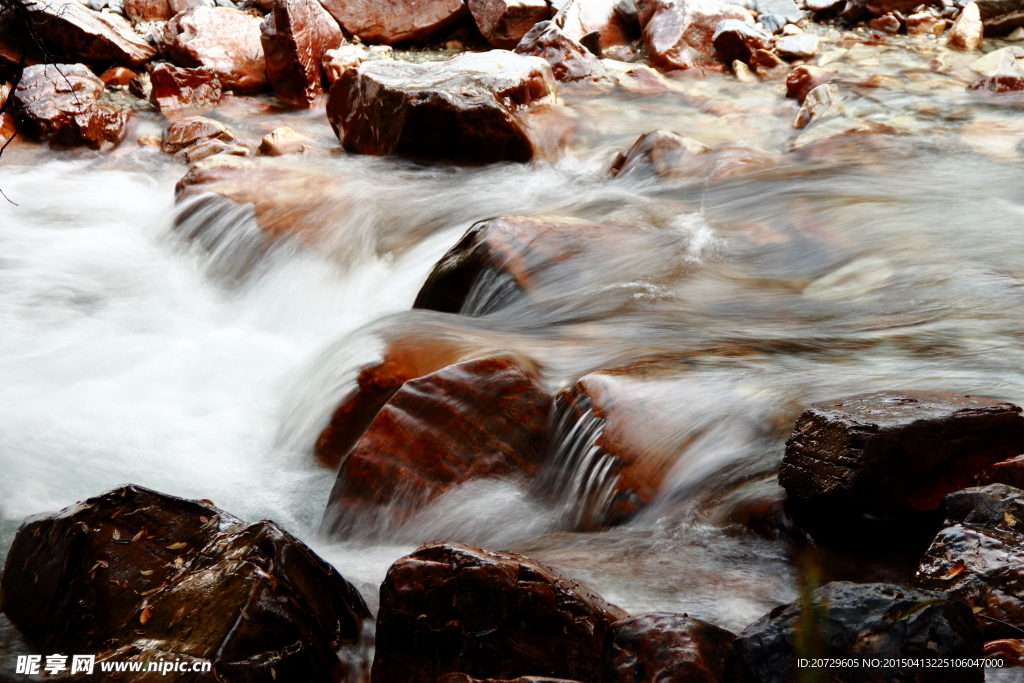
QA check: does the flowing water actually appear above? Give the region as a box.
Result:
[6,33,1024,674]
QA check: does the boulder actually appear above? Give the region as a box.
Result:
[711,19,773,64]
[372,542,628,683]
[602,613,735,683]
[779,391,1024,515]
[318,0,468,44]
[948,1,984,48]
[124,0,174,21]
[326,51,562,163]
[24,0,156,67]
[149,63,223,112]
[553,0,635,48]
[163,7,267,92]
[0,485,371,682]
[320,357,552,537]
[261,0,344,108]
[515,20,607,82]
[12,63,132,149]
[637,0,755,72]
[727,582,984,683]
[470,0,552,49]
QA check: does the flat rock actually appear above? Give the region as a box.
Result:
[470,0,552,49]
[638,0,756,72]
[261,0,344,108]
[602,613,735,683]
[259,126,311,155]
[515,20,607,82]
[163,7,267,92]
[149,63,223,112]
[318,0,468,44]
[25,0,156,66]
[775,31,818,58]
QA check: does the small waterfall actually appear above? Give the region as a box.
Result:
[172,192,267,282]
[460,266,523,316]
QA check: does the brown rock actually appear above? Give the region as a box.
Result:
[749,47,786,78]
[322,45,369,83]
[318,0,468,44]
[785,64,836,103]
[149,63,223,112]
[949,1,985,48]
[553,0,635,48]
[0,81,15,147]
[515,20,607,82]
[985,454,1024,488]
[371,542,628,683]
[326,50,561,163]
[0,484,370,682]
[25,0,156,67]
[124,0,173,22]
[974,0,1024,34]
[602,613,736,683]
[261,0,344,108]
[638,0,755,72]
[711,18,774,64]
[162,115,234,155]
[259,126,311,155]
[163,7,267,92]
[868,12,902,31]
[905,10,945,33]
[779,391,1024,515]
[321,357,552,537]
[470,0,552,49]
[100,65,136,86]
[13,63,132,149]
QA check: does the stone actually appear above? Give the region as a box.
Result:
[0,82,14,147]
[149,63,223,112]
[967,72,1024,92]
[470,0,552,49]
[170,0,217,11]
[905,10,945,33]
[124,0,173,21]
[609,129,709,178]
[321,357,552,537]
[638,0,756,72]
[758,12,785,31]
[12,63,131,149]
[371,542,628,683]
[971,46,1024,76]
[749,47,786,78]
[794,82,842,128]
[732,59,757,81]
[515,20,607,82]
[985,454,1024,488]
[322,45,369,83]
[785,64,836,103]
[162,115,235,156]
[326,51,563,163]
[975,0,1024,34]
[318,0,468,44]
[261,0,344,108]
[25,0,156,66]
[0,484,370,682]
[610,63,681,94]
[259,126,311,155]
[779,391,1024,515]
[602,613,735,683]
[100,65,136,86]
[727,582,984,683]
[868,12,902,31]
[553,0,635,48]
[949,1,984,48]
[775,31,818,58]
[163,7,267,92]
[754,0,802,21]
[711,18,774,63]
[806,0,842,10]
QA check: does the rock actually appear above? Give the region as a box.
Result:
[758,13,785,31]
[971,46,1024,76]
[905,10,945,33]
[259,126,311,155]
[975,0,1024,34]
[322,45,369,83]
[610,63,681,93]
[470,0,552,49]
[261,0,344,108]
[868,11,902,31]
[0,484,370,682]
[609,129,710,178]
[100,65,136,86]
[25,0,156,66]
[602,613,735,683]
[318,0,468,44]
[639,0,756,72]
[149,63,223,112]
[749,47,787,78]
[162,115,235,156]
[779,391,1024,515]
[793,82,842,128]
[371,542,628,683]
[12,63,132,149]
[914,484,1024,640]
[985,454,1024,488]
[553,0,635,48]
[775,31,818,58]
[727,582,984,683]
[806,0,842,10]
[732,59,757,81]
[711,19,774,64]
[326,51,563,163]
[967,72,1024,92]
[785,64,836,103]
[124,0,173,21]
[163,7,267,92]
[949,1,984,48]
[0,82,14,147]
[754,0,802,21]
[321,357,552,537]
[515,20,607,82]
[170,0,218,11]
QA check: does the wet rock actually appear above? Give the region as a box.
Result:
[758,13,785,32]
[0,484,370,682]
[163,7,267,92]
[124,0,173,21]
[985,453,1024,488]
[639,0,756,71]
[793,83,842,128]
[775,31,818,58]
[326,51,562,163]
[515,20,607,82]
[554,0,635,48]
[372,542,627,683]
[749,47,787,78]
[258,126,311,155]
[949,1,984,48]
[470,0,552,49]
[261,0,344,108]
[779,391,1024,515]
[905,10,945,33]
[727,582,984,683]
[13,63,132,149]
[322,45,369,83]
[318,0,468,44]
[785,64,836,103]
[100,65,136,86]
[149,63,223,112]
[967,72,1024,93]
[607,62,680,93]
[712,19,774,64]
[975,0,1024,34]
[162,115,235,156]
[914,484,1024,640]
[321,357,552,536]
[971,45,1024,76]
[25,0,156,66]
[602,613,735,683]
[609,129,710,178]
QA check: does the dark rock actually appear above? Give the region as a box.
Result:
[149,63,223,112]
[711,19,774,64]
[0,484,370,682]
[985,453,1024,488]
[261,0,344,108]
[124,0,174,21]
[843,0,937,17]
[553,0,636,48]
[785,64,836,103]
[320,357,552,537]
[638,0,756,71]
[470,0,553,49]
[326,51,562,163]
[975,0,1024,33]
[163,7,267,92]
[602,613,735,683]
[615,0,641,28]
[727,582,985,683]
[371,542,628,683]
[609,129,709,178]
[25,0,156,67]
[318,0,468,44]
[0,9,45,79]
[13,63,132,149]
[515,20,607,82]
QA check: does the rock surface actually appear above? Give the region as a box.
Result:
[124,0,174,21]
[163,7,267,91]
[261,0,344,108]
[554,0,634,48]
[638,0,756,72]
[318,0,468,44]
[975,0,1024,34]
[149,63,223,112]
[25,0,156,67]
[515,20,607,82]
[712,19,774,64]
[372,542,628,683]
[602,613,735,683]
[470,0,552,49]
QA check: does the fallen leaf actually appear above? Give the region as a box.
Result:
[140,570,154,576]
[940,560,966,580]
[132,530,144,542]
[112,529,121,541]
[140,607,151,624]
[166,542,186,550]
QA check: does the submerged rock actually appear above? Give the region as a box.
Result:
[609,129,709,178]
[149,63,223,112]
[785,64,836,103]
[372,542,627,683]
[602,613,735,683]
[25,0,156,67]
[318,0,468,44]
[515,20,607,82]
[638,0,756,72]
[163,7,267,92]
[261,0,344,108]
[470,0,553,49]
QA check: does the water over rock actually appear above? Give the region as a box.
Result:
[24,0,156,67]
[372,542,628,683]
[261,0,344,108]
[609,130,779,180]
[318,0,468,44]
[163,7,267,92]
[785,65,836,103]
[149,63,223,112]
[470,0,553,49]
[515,20,608,82]
[602,613,735,683]
[637,0,756,72]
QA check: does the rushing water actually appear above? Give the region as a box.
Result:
[7,35,1024,674]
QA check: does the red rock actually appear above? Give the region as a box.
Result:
[259,126,311,155]
[327,51,561,163]
[261,0,344,108]
[638,0,755,71]
[372,542,628,683]
[968,73,1024,93]
[149,63,223,112]
[515,20,607,82]
[602,613,736,683]
[124,0,173,21]
[321,357,552,536]
[785,64,836,103]
[470,0,552,49]
[553,0,635,48]
[985,454,1024,488]
[318,0,468,44]
[711,19,773,64]
[163,7,267,92]
[25,0,156,67]
[162,115,235,155]
[13,63,132,149]
[322,45,368,83]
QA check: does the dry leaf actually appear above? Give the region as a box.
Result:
[140,607,151,625]
[166,542,186,550]
[939,560,966,580]
[140,570,154,576]
[1006,511,1018,527]
[132,530,144,542]
[112,529,121,541]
